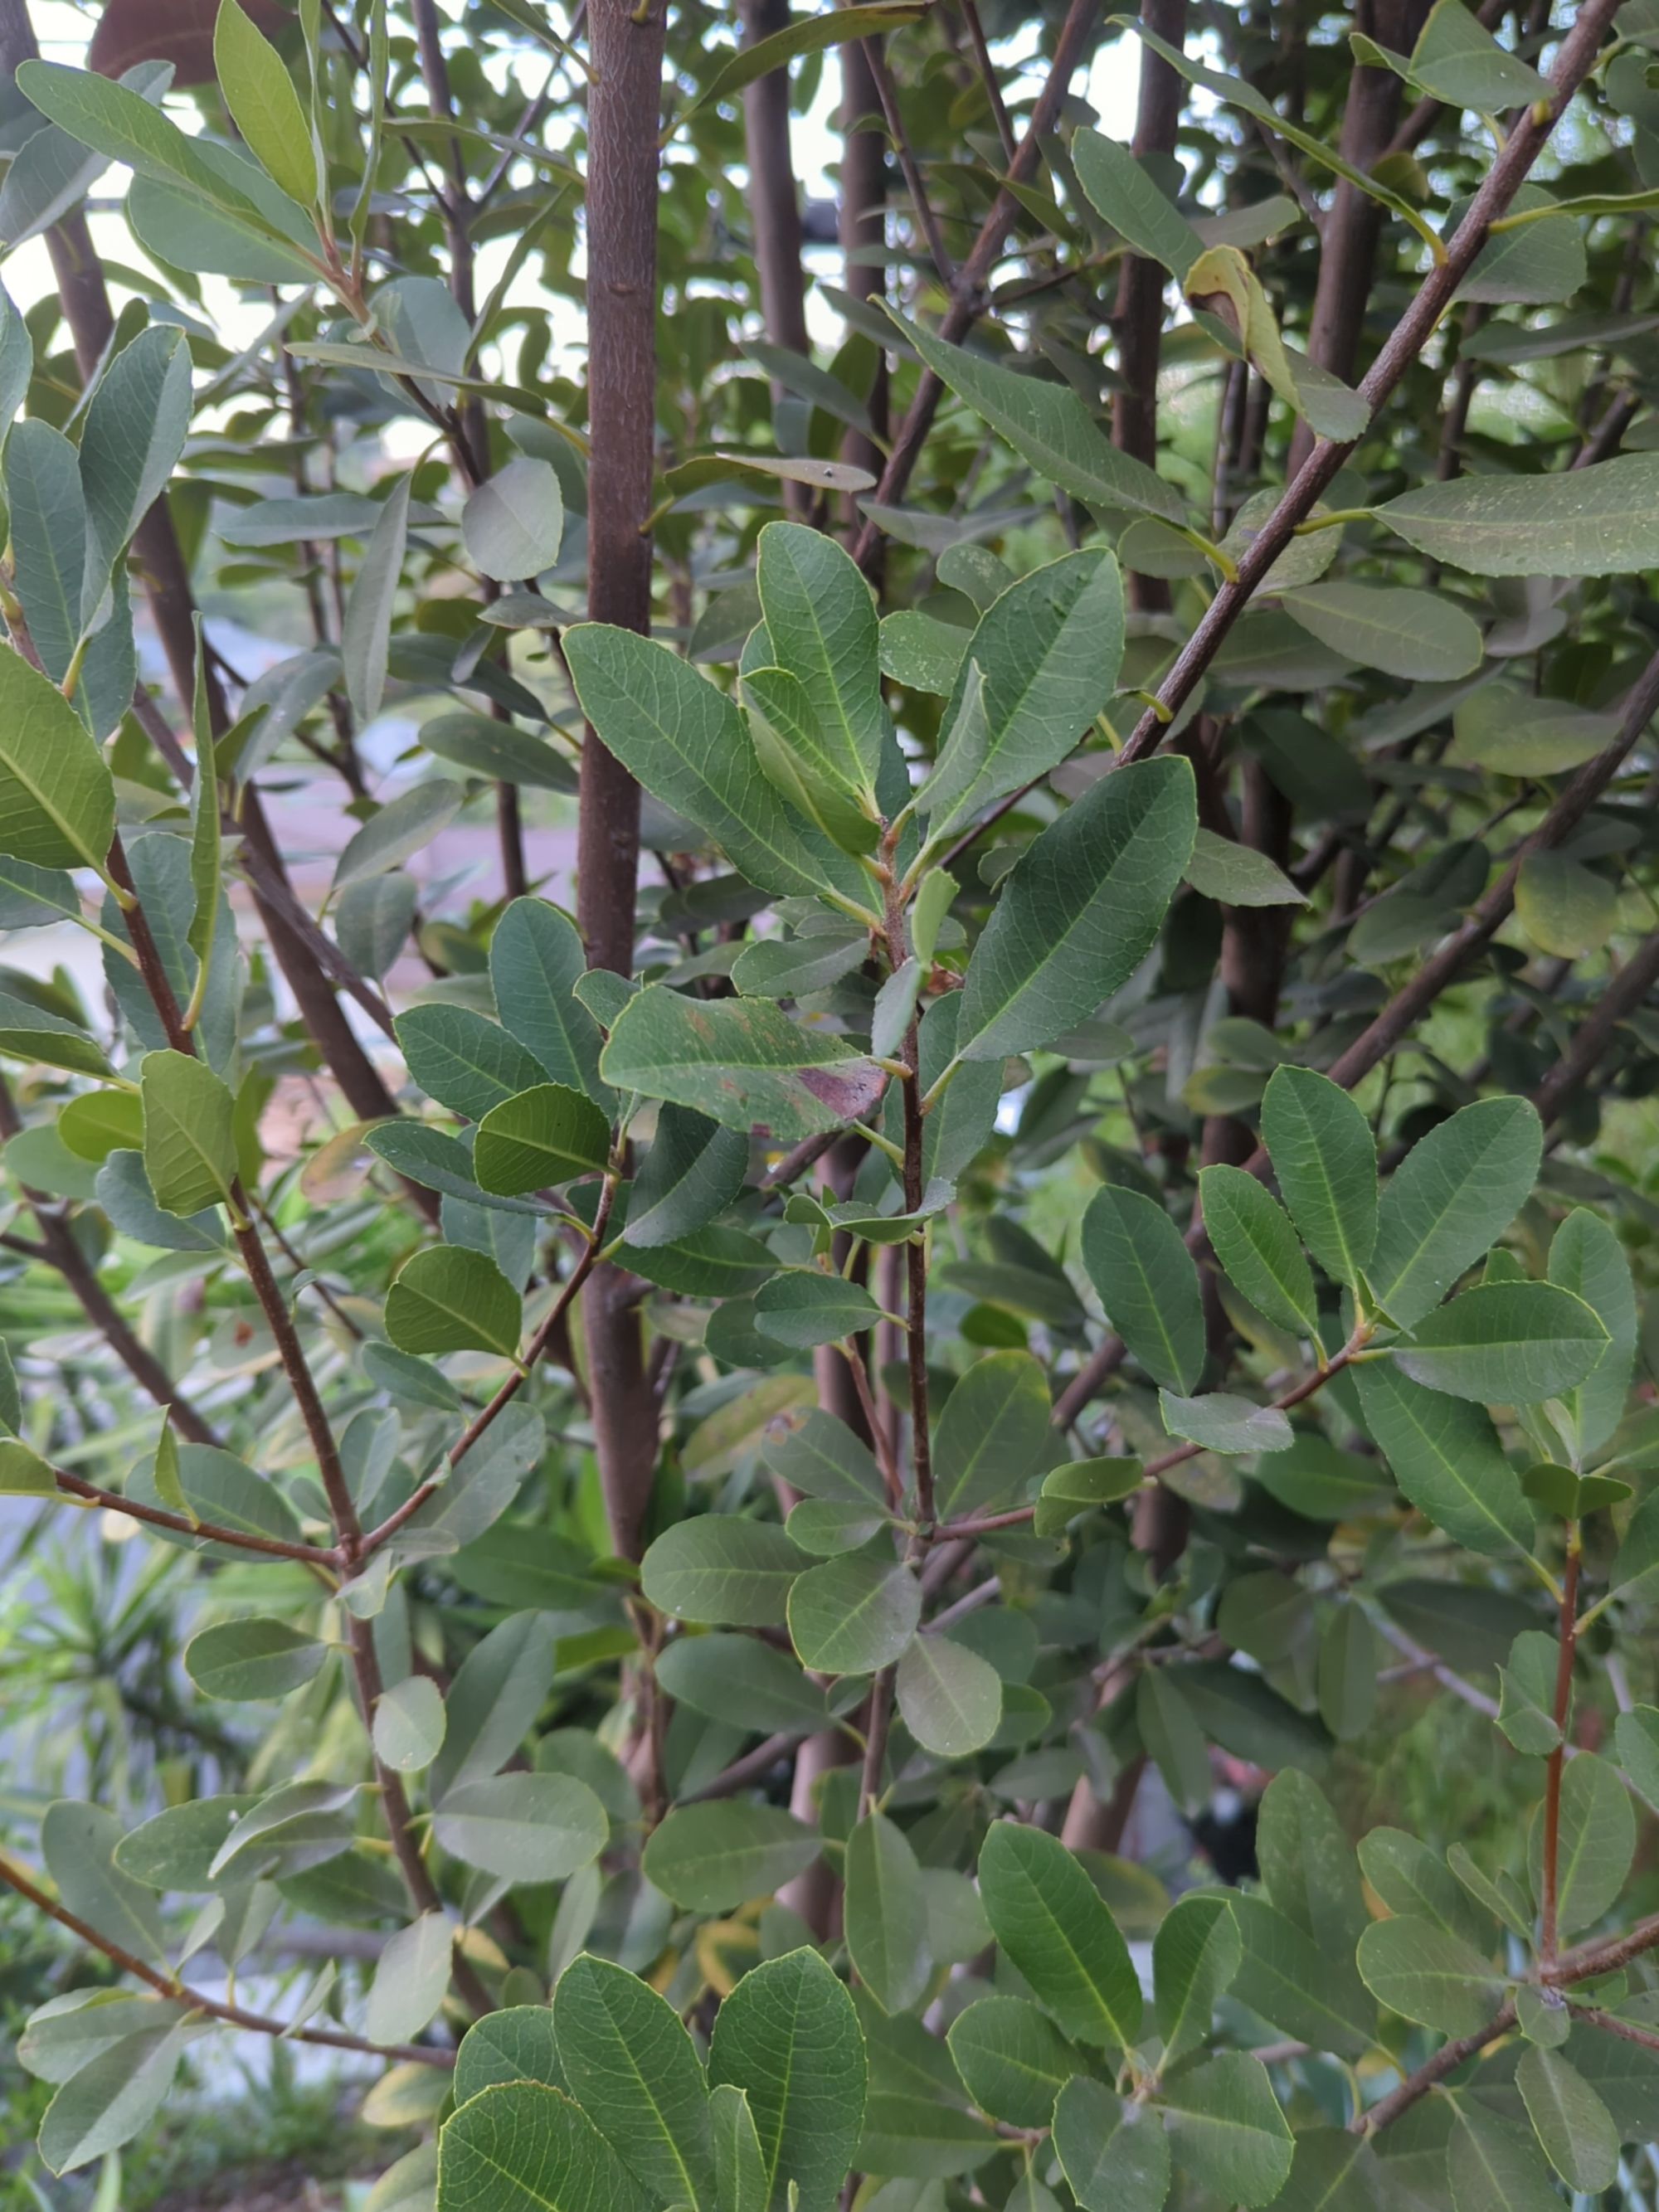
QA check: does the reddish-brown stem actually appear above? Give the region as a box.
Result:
[51,1471,339,1568]
[1540,1533,1582,1967]
[0,1848,454,2068]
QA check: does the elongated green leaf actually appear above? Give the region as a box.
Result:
[455,2009,564,2105]
[1367,1096,1542,1330]
[655,1632,825,1734]
[384,1247,522,1359]
[601,984,883,1144]
[682,2,929,118]
[395,1004,549,1121]
[1355,1913,1503,2035]
[626,1106,747,1247]
[183,1617,324,1700]
[1053,2076,1170,2212]
[755,521,885,795]
[333,780,463,894]
[1200,1164,1318,1335]
[1516,852,1618,959]
[1281,583,1483,682]
[1526,1751,1634,1935]
[433,1773,607,1883]
[1154,1891,1242,2068]
[951,1999,1081,2132]
[1228,1896,1373,2059]
[977,1822,1141,2050]
[753,1269,882,1347]
[42,1801,167,1966]
[1451,683,1616,775]
[463,456,564,581]
[845,1813,932,2016]
[5,421,85,682]
[551,1957,715,2209]
[641,1517,807,1626]
[563,624,873,912]
[1354,1359,1532,1555]
[1160,2052,1292,2207]
[1379,455,1659,576]
[437,2083,651,2212]
[1447,2101,1564,2212]
[1550,1211,1638,1463]
[488,897,609,1105]
[954,756,1195,1063]
[81,326,195,586]
[707,1949,867,2212]
[788,1553,919,1674]
[1516,2044,1619,2192]
[1073,127,1201,275]
[1081,1184,1204,1393]
[1393,1281,1607,1403]
[643,1801,820,1912]
[764,1408,887,1505]
[140,1050,235,1215]
[473,1083,611,1194]
[430,1612,557,1801]
[890,309,1183,520]
[932,1348,1050,1518]
[1261,1065,1377,1290]
[373,1675,446,1773]
[38,2020,192,2176]
[341,472,411,722]
[1184,826,1306,907]
[920,549,1126,835]
[896,1633,1002,1756]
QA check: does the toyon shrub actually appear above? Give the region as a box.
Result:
[4,0,1659,2204]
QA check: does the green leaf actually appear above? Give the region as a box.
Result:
[1160,1389,1293,1455]
[1526,1751,1634,1934]
[433,1773,607,1883]
[1200,1164,1318,1336]
[397,1006,553,1125]
[845,1813,932,2016]
[1227,1897,1373,2059]
[1318,1603,1381,1742]
[1397,0,1549,105]
[879,609,968,694]
[1081,1185,1205,1394]
[473,1083,611,1195]
[889,308,1185,522]
[182,1617,324,1701]
[707,1948,867,2211]
[977,1822,1141,2050]
[1053,2076,1170,2212]
[741,669,879,857]
[1034,1455,1142,1536]
[42,1801,168,1966]
[5,423,77,682]
[1137,1667,1213,1814]
[1549,1208,1638,1461]
[384,1247,522,1359]
[1153,1891,1242,2069]
[1447,2102,1564,2212]
[1516,2043,1619,2192]
[753,1270,882,1348]
[708,2085,767,2212]
[1265,2130,1386,2212]
[37,2021,193,2176]
[625,1107,747,1249]
[430,1612,557,1801]
[1450,683,1617,775]
[919,549,1126,836]
[552,1957,715,2209]
[896,1633,1003,1755]
[1355,1913,1503,2035]
[365,1912,455,2045]
[333,780,464,894]
[788,1554,920,1674]
[1280,583,1483,683]
[372,1675,446,1773]
[1515,851,1618,960]
[82,327,195,586]
[1183,826,1307,907]
[1616,1705,1659,1811]
[1367,1097,1543,1330]
[1261,1066,1378,1290]
[945,1998,1079,2128]
[601,984,882,1143]
[954,756,1196,1063]
[932,1348,1051,1518]
[420,712,577,792]
[455,2008,564,2104]
[341,472,412,721]
[1073,127,1201,275]
[1394,1281,1608,1403]
[763,1408,886,1505]
[437,2082,651,2212]
[680,2,929,119]
[463,457,564,581]
[214,0,319,207]
[1378,455,1659,577]
[0,640,115,871]
[755,521,885,795]
[563,624,873,912]
[1159,2051,1293,2207]
[1354,1360,1533,1556]
[140,1050,236,1216]
[641,1517,807,1626]
[489,898,609,1106]
[655,1632,825,1734]
[1358,1828,1491,1948]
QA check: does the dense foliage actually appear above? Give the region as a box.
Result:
[7,0,1659,2205]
